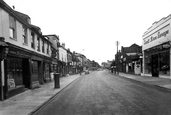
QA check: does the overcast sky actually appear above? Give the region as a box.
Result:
[4,0,171,64]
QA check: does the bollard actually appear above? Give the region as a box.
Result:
[54,73,60,88]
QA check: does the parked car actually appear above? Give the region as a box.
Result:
[85,70,89,74]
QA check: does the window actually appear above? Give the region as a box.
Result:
[37,37,40,51]
[159,51,170,75]
[9,16,16,39]
[42,41,45,53]
[9,28,15,38]
[22,25,27,44]
[47,44,49,54]
[31,32,35,49]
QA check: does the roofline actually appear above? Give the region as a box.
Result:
[43,34,59,40]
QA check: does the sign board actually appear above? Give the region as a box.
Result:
[8,79,15,88]
[143,24,170,50]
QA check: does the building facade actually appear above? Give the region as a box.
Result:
[44,35,59,75]
[120,44,142,74]
[67,49,73,75]
[58,43,67,76]
[142,14,171,78]
[0,1,52,100]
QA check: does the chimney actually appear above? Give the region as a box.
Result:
[62,43,65,48]
[12,5,15,10]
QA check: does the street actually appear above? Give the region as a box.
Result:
[33,70,171,115]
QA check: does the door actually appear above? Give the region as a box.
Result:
[22,59,31,88]
[151,54,159,77]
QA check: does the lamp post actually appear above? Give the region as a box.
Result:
[0,37,8,101]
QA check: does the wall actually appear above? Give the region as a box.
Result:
[59,47,67,63]
[143,17,171,51]
[0,8,51,58]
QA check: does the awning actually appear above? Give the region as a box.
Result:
[0,41,8,46]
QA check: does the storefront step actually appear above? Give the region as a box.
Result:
[6,85,26,99]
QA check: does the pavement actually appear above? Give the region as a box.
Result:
[1,71,171,115]
[0,74,81,115]
[118,72,171,89]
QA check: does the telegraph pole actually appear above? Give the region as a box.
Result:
[116,41,119,75]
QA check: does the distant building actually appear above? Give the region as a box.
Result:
[116,43,142,74]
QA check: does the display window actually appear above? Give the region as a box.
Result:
[7,57,23,90]
[45,63,50,81]
[144,50,170,76]
[31,61,39,82]
[159,51,170,75]
[144,55,151,74]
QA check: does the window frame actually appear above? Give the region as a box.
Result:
[22,25,28,45]
[31,32,35,49]
[9,15,16,40]
[37,37,40,51]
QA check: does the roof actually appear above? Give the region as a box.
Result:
[121,43,142,54]
[14,11,30,23]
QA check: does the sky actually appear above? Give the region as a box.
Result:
[4,0,171,64]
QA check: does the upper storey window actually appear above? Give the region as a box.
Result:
[47,44,49,54]
[37,37,40,51]
[22,25,27,44]
[9,15,16,39]
[31,32,35,49]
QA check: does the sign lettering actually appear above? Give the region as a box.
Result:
[144,30,169,45]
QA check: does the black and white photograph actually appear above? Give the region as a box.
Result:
[1,0,171,115]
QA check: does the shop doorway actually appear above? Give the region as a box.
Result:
[22,59,31,89]
[151,54,159,77]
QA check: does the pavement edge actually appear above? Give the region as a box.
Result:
[109,72,171,93]
[28,75,81,115]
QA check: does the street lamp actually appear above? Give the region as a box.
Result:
[0,37,8,101]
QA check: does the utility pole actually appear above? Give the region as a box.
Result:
[116,41,119,75]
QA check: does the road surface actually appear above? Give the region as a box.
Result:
[33,70,171,115]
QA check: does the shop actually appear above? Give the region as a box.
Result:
[143,20,171,78]
[4,44,32,99]
[43,61,51,82]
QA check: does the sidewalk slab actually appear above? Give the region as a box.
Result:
[118,72,171,90]
[0,74,80,115]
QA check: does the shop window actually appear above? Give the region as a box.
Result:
[144,55,151,74]
[7,57,23,90]
[32,61,39,81]
[159,51,170,75]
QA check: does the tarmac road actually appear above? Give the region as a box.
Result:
[33,71,171,115]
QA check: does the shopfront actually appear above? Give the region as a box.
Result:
[143,20,171,78]
[144,43,170,77]
[4,45,31,99]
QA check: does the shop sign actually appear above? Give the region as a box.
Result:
[32,81,40,88]
[144,30,169,45]
[9,49,31,57]
[8,78,15,88]
[163,43,170,48]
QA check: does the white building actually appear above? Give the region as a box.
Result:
[0,1,52,100]
[58,43,67,76]
[142,14,171,78]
